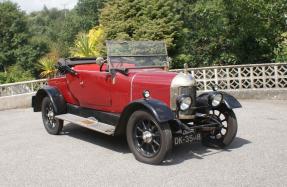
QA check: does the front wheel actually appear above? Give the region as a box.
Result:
[41,97,63,135]
[126,110,172,164]
[202,108,238,148]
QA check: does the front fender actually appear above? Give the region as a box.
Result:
[221,92,242,109]
[32,86,66,114]
[123,99,175,123]
[115,99,175,135]
[196,91,242,110]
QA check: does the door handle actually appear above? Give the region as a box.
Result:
[80,80,84,86]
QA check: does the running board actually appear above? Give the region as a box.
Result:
[55,113,115,135]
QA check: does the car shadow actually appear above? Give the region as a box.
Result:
[62,123,130,153]
[163,137,251,165]
[62,123,251,165]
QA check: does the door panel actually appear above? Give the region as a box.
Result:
[66,71,112,108]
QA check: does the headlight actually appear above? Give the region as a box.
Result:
[211,93,223,107]
[177,96,192,111]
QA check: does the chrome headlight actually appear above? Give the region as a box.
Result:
[177,96,192,111]
[211,93,223,107]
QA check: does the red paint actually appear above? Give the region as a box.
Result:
[48,65,177,113]
[48,77,79,105]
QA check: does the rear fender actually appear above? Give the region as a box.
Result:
[115,99,175,135]
[32,86,66,114]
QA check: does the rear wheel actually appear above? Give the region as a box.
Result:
[41,97,63,135]
[202,108,237,148]
[126,110,172,164]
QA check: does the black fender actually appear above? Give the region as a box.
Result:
[196,91,242,110]
[32,85,66,114]
[115,99,175,135]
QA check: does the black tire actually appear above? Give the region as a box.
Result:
[41,97,63,135]
[202,108,237,148]
[126,110,172,164]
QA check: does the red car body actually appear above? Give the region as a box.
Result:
[32,41,241,164]
[48,65,175,113]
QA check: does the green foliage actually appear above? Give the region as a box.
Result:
[75,0,107,30]
[28,7,69,57]
[15,38,49,76]
[100,0,182,50]
[175,0,287,67]
[58,10,83,52]
[100,0,287,68]
[71,26,106,57]
[71,33,93,57]
[275,32,287,62]
[56,0,108,57]
[37,55,57,78]
[0,1,49,83]
[0,65,34,84]
[0,1,28,71]
[1,0,287,84]
[28,7,66,42]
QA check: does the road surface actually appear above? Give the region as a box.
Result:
[0,100,287,186]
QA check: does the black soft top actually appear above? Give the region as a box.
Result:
[58,57,101,67]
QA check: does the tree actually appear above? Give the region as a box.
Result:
[0,1,49,83]
[100,0,182,51]
[275,32,287,62]
[0,1,28,72]
[75,0,107,30]
[175,0,287,67]
[28,7,69,57]
[70,25,106,57]
[57,10,85,57]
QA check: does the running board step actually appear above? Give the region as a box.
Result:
[55,113,115,135]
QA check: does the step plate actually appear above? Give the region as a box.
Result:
[55,113,115,135]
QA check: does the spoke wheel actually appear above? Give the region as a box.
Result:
[208,109,228,140]
[202,108,237,148]
[126,110,172,164]
[133,119,161,157]
[41,97,63,135]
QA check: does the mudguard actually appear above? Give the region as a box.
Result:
[196,91,242,109]
[32,85,66,114]
[116,99,175,135]
[123,99,175,123]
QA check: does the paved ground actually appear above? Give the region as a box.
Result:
[0,100,287,186]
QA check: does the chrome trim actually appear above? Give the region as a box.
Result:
[170,72,196,110]
[130,74,137,101]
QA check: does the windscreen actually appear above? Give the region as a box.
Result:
[106,41,168,68]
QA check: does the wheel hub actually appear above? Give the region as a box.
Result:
[47,111,54,119]
[142,131,153,143]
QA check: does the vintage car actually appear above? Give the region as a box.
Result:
[32,41,241,164]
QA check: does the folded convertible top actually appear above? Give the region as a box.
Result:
[58,57,99,67]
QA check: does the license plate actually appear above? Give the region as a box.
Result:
[173,133,201,145]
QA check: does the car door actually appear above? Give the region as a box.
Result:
[66,70,112,109]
